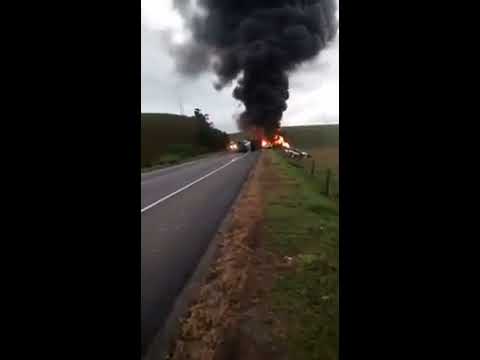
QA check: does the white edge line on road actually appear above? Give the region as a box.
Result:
[141,159,200,180]
[141,153,249,213]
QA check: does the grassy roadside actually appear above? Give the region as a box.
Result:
[284,146,339,201]
[264,150,338,360]
[141,151,224,173]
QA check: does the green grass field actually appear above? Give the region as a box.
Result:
[141,113,227,170]
[281,124,338,149]
[287,146,339,200]
[249,124,339,200]
[287,125,338,200]
[265,151,338,360]
[142,113,200,168]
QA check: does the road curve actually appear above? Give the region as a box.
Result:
[141,151,259,354]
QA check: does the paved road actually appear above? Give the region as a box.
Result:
[141,151,259,354]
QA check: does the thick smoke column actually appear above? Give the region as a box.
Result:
[172,0,338,135]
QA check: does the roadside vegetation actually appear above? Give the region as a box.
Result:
[141,110,229,170]
[264,150,338,360]
[277,125,339,201]
[286,146,339,201]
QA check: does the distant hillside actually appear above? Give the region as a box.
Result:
[141,113,228,168]
[230,124,339,149]
[142,113,199,167]
[282,124,338,148]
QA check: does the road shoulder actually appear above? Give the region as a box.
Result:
[165,150,338,360]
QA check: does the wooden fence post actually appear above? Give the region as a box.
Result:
[325,169,331,197]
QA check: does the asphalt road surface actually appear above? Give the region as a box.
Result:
[141,151,259,354]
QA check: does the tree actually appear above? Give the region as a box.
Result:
[192,108,229,151]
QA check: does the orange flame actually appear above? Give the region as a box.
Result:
[260,132,290,149]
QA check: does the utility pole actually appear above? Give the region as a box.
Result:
[178,95,184,116]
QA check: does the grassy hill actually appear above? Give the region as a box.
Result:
[281,124,338,149]
[281,124,339,199]
[142,113,199,168]
[141,113,228,169]
[230,124,339,149]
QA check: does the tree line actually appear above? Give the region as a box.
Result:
[193,108,229,152]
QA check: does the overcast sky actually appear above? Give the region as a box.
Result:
[141,0,339,133]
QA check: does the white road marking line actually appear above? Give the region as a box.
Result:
[141,153,249,213]
[141,153,236,184]
[141,159,201,180]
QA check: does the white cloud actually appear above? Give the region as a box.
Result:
[141,0,339,133]
[141,0,184,31]
[284,34,339,126]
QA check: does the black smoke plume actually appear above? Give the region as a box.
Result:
[172,0,338,135]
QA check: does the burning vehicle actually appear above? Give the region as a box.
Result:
[258,129,310,158]
[261,133,291,149]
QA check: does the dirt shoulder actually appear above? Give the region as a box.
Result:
[167,150,338,360]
